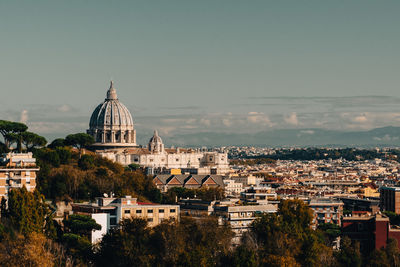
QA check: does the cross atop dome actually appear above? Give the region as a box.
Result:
[106,80,118,100]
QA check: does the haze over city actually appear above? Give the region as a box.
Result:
[1,1,400,146]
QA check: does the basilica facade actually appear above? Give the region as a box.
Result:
[87,82,229,174]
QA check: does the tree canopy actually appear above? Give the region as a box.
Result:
[2,187,50,235]
[251,199,334,267]
[21,131,47,151]
[65,133,94,152]
[0,120,28,150]
[95,216,233,267]
[47,138,66,149]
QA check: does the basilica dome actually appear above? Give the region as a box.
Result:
[87,81,137,147]
[89,82,134,128]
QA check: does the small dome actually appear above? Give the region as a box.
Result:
[89,81,134,128]
[149,130,163,144]
[148,130,164,153]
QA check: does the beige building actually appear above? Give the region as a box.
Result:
[114,196,179,227]
[228,174,263,187]
[73,196,179,228]
[223,179,243,196]
[308,198,343,228]
[0,152,38,199]
[215,204,277,244]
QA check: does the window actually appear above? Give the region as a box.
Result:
[159,209,164,213]
[124,210,130,214]
[147,218,153,222]
[176,158,179,162]
[150,159,154,162]
[148,209,153,213]
[136,210,142,214]
[170,209,176,213]
[110,218,117,225]
[110,209,117,216]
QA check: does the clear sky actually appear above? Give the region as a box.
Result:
[1,1,400,143]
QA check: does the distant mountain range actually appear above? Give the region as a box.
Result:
[149,126,400,147]
[44,126,400,148]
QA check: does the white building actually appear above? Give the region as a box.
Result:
[223,179,243,196]
[88,82,229,174]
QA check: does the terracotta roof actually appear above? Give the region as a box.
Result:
[124,148,151,154]
[137,202,155,205]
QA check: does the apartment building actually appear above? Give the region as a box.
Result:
[0,152,39,199]
[223,179,243,196]
[380,186,400,214]
[308,198,343,228]
[178,198,276,245]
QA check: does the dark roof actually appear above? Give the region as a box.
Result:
[154,174,224,187]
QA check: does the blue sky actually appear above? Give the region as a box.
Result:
[1,1,400,143]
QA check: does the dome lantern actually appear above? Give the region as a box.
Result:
[106,80,118,100]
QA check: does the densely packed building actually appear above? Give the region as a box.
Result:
[79,83,400,245]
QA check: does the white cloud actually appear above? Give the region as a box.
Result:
[353,115,368,123]
[199,118,211,126]
[373,135,399,142]
[246,112,272,125]
[28,122,86,134]
[57,104,72,112]
[180,125,198,129]
[185,119,196,124]
[284,112,299,126]
[20,110,28,124]
[300,130,315,135]
[222,118,232,127]
[157,127,176,135]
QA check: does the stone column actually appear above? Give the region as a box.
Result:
[128,131,132,144]
[101,130,106,143]
[111,131,115,143]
